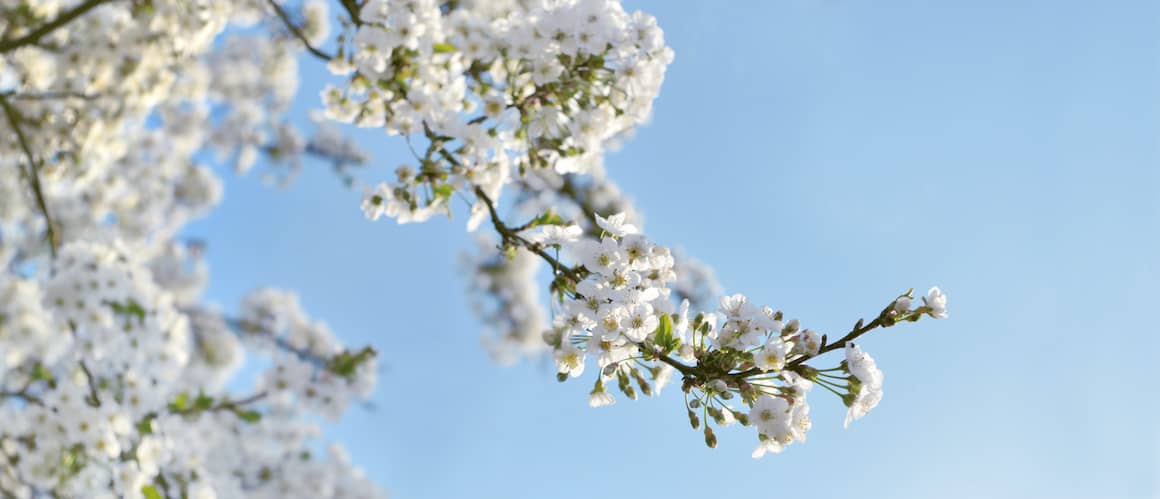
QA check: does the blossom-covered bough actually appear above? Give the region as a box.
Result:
[1,0,380,497]
[339,0,948,457]
[0,0,948,497]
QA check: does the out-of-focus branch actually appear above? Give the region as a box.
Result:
[0,0,112,53]
[266,0,334,61]
[1,96,59,256]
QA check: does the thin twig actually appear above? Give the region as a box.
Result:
[1,96,59,256]
[1,90,102,101]
[78,361,101,407]
[0,389,43,406]
[266,0,335,62]
[473,186,583,284]
[0,0,111,53]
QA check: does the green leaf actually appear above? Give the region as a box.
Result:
[433,184,454,200]
[432,42,457,53]
[327,346,377,378]
[168,392,189,412]
[141,485,163,499]
[30,363,54,382]
[237,410,262,423]
[193,393,214,411]
[531,210,565,227]
[135,414,156,435]
[108,299,146,325]
[654,314,674,352]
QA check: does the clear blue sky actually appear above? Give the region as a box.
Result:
[186,1,1159,497]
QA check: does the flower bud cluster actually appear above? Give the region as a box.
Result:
[340,0,672,224]
[0,242,383,497]
[528,215,948,457]
[460,236,550,364]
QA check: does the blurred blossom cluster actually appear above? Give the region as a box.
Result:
[0,0,378,496]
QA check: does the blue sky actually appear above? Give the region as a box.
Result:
[186,1,1159,497]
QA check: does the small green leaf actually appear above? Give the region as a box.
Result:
[193,393,214,411]
[168,392,189,412]
[531,210,565,227]
[30,363,54,382]
[327,346,377,378]
[433,184,454,200]
[135,413,158,435]
[108,299,146,325]
[237,410,262,423]
[432,42,457,53]
[654,314,674,352]
[141,485,163,499]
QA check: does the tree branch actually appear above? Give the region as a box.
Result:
[728,304,900,380]
[1,96,59,256]
[266,0,335,62]
[797,317,883,363]
[473,185,583,285]
[0,389,43,406]
[0,0,111,53]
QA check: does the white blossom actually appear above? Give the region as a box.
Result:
[924,286,949,319]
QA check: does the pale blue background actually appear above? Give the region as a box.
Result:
[187,2,1159,498]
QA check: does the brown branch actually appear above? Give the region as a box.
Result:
[728,304,902,380]
[473,185,583,284]
[339,0,364,26]
[1,96,59,256]
[1,90,102,101]
[266,0,335,62]
[78,361,101,407]
[798,317,884,363]
[0,0,111,53]
[0,389,43,406]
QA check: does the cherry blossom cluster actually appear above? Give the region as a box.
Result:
[345,2,949,457]
[0,0,364,227]
[459,235,549,364]
[339,0,672,225]
[518,215,949,456]
[2,0,385,497]
[0,241,381,497]
[458,168,722,363]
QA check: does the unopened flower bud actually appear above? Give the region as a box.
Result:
[602,363,618,377]
[734,410,750,426]
[708,407,729,425]
[624,385,637,400]
[703,426,717,448]
[688,409,700,429]
[635,377,652,397]
[841,392,856,407]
